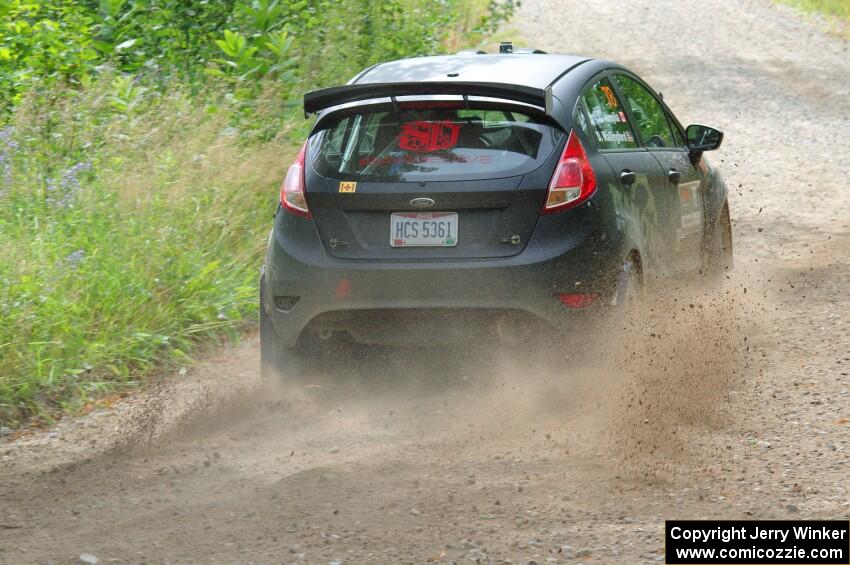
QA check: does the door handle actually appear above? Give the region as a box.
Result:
[667,169,682,184]
[620,170,637,185]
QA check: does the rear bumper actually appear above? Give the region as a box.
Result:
[263,208,623,347]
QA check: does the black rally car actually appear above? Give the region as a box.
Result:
[260,44,731,375]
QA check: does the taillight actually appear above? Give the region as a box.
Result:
[280,142,310,218]
[543,130,596,214]
[557,293,597,308]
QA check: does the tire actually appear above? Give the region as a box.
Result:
[260,277,307,380]
[703,201,733,284]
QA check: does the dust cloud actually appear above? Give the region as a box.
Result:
[128,273,766,481]
[245,272,765,485]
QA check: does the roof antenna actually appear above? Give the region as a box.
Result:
[499,41,513,54]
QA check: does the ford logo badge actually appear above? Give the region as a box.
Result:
[410,197,435,208]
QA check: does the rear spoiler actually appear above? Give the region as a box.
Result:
[303,81,554,117]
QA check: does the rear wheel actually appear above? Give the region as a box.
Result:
[703,201,733,284]
[260,277,308,380]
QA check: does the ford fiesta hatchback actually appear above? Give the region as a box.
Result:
[260,44,732,376]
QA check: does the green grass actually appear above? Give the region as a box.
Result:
[777,0,850,36]
[0,85,295,425]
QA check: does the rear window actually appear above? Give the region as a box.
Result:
[311,106,564,182]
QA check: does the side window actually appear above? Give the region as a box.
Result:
[667,110,686,147]
[613,74,675,148]
[580,77,637,150]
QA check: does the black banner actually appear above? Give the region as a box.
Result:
[666,520,850,564]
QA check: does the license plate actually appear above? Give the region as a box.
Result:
[390,212,458,247]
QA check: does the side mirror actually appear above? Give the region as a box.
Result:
[686,124,723,152]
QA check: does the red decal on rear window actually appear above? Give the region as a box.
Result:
[399,121,461,152]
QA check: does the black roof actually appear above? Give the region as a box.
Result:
[354,54,591,89]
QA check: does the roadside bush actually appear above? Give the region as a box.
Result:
[1,0,518,111]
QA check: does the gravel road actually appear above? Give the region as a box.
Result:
[2,1,849,563]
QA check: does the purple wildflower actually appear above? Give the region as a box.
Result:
[65,249,86,269]
[46,161,92,208]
